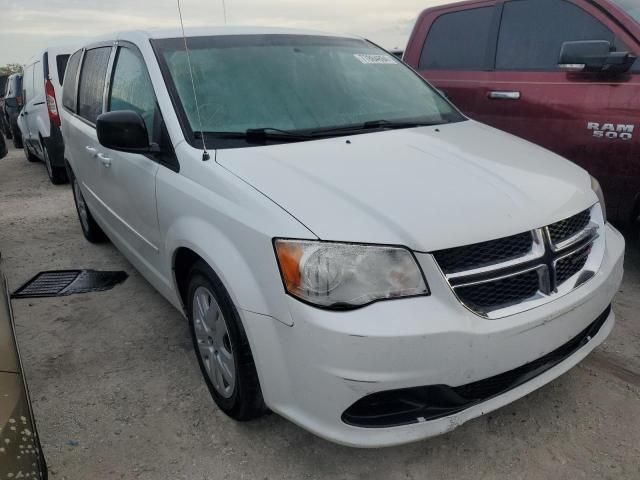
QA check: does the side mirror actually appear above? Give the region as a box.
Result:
[559,40,636,74]
[96,110,153,153]
[4,97,18,108]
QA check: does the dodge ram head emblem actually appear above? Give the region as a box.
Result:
[587,122,635,140]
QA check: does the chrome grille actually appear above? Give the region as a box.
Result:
[434,205,605,319]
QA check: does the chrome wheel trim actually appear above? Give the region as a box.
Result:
[73,179,90,232]
[192,286,235,398]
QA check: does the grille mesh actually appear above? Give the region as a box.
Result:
[433,232,532,274]
[456,270,540,311]
[556,245,591,286]
[548,209,591,245]
[433,207,597,317]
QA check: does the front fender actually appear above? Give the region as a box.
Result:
[156,154,314,327]
[164,216,294,326]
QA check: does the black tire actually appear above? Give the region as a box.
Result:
[43,143,68,184]
[23,138,38,162]
[187,261,267,421]
[11,125,22,148]
[71,175,107,243]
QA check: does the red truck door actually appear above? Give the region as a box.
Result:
[407,0,640,223]
[406,1,498,121]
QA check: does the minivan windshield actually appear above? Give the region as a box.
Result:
[152,35,463,146]
[610,0,640,24]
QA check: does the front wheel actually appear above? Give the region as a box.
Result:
[187,261,267,421]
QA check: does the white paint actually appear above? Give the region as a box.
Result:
[61,28,626,447]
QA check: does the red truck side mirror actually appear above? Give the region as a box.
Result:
[558,40,636,75]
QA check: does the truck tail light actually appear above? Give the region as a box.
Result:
[45,79,60,127]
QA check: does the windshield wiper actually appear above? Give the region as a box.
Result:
[245,127,313,142]
[198,128,313,143]
[198,120,443,144]
[309,119,443,136]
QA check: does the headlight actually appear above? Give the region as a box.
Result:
[591,175,607,224]
[274,239,429,309]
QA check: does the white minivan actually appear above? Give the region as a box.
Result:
[19,47,74,184]
[61,27,624,448]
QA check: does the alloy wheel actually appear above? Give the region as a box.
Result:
[192,286,236,398]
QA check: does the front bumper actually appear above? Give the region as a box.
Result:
[242,224,625,447]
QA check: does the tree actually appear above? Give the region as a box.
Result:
[0,63,23,76]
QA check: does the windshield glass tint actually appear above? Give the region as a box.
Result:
[153,35,462,136]
[611,0,640,23]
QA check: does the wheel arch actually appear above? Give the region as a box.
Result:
[64,157,75,180]
[166,219,293,326]
[37,132,46,160]
[172,246,204,312]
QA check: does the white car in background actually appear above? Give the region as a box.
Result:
[60,27,624,447]
[18,46,74,184]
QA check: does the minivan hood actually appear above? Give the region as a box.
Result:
[216,120,595,252]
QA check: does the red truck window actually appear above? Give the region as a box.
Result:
[496,0,614,71]
[418,7,494,71]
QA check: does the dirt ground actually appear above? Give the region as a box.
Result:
[0,143,639,480]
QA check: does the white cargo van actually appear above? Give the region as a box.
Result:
[18,47,74,184]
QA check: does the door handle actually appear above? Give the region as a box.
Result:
[488,91,521,100]
[85,146,98,157]
[97,152,112,167]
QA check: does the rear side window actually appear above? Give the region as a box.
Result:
[419,7,494,70]
[56,54,70,84]
[496,0,614,71]
[63,50,82,112]
[77,47,111,124]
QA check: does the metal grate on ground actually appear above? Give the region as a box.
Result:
[12,270,128,298]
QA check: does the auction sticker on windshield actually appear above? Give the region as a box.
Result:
[354,53,397,64]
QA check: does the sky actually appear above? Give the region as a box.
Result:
[0,0,449,65]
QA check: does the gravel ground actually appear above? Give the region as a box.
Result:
[0,143,639,480]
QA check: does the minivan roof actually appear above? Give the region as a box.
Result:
[87,26,360,46]
[23,46,78,67]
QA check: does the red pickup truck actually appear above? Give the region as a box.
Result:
[404,0,640,227]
